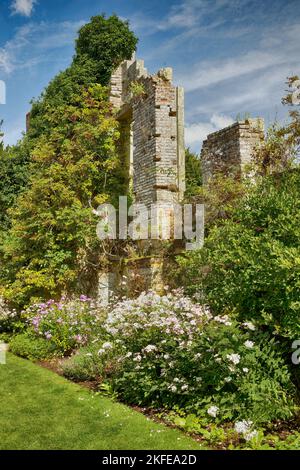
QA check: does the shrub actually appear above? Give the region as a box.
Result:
[0,297,18,333]
[24,296,106,354]
[62,345,104,382]
[94,291,296,425]
[179,169,300,341]
[9,333,57,360]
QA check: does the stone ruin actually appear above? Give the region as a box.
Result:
[25,55,266,302]
[109,54,185,208]
[201,118,265,183]
[94,55,266,302]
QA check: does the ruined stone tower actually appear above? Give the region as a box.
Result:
[109,56,185,207]
[201,118,265,183]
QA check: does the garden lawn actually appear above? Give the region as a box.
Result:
[0,354,202,450]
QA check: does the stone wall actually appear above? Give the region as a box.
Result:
[97,257,167,305]
[110,58,185,208]
[201,118,265,183]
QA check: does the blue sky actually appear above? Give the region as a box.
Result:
[0,0,300,153]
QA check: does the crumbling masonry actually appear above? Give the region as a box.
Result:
[106,58,264,301]
[24,56,266,302]
[201,118,265,183]
[109,56,185,207]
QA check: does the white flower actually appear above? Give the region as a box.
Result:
[227,353,240,365]
[102,342,113,350]
[244,340,254,348]
[97,348,105,355]
[170,385,177,393]
[225,377,232,382]
[143,344,157,353]
[234,420,258,441]
[242,367,249,373]
[214,315,232,326]
[243,322,255,331]
[207,406,219,418]
[244,430,258,441]
[234,420,253,434]
[181,384,189,391]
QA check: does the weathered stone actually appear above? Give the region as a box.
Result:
[109,57,185,208]
[201,118,265,183]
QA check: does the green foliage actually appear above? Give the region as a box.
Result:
[0,15,138,306]
[28,14,137,137]
[75,14,138,86]
[179,169,300,340]
[1,85,126,305]
[282,75,300,153]
[0,131,30,234]
[251,123,296,176]
[184,148,202,199]
[202,174,246,229]
[129,81,146,98]
[62,344,104,381]
[9,333,57,360]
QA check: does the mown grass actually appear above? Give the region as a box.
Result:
[0,354,203,450]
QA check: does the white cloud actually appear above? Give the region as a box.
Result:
[185,113,234,151]
[210,113,234,129]
[0,49,13,74]
[11,0,37,17]
[158,0,205,30]
[185,122,215,147]
[157,0,239,32]
[178,50,291,93]
[0,20,84,74]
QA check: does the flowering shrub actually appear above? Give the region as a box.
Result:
[0,297,18,333]
[25,296,106,354]
[92,291,296,425]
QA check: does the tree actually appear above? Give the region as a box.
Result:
[251,76,300,176]
[184,148,202,199]
[0,126,30,235]
[75,14,138,86]
[282,76,300,154]
[28,15,138,140]
[1,85,125,306]
[0,15,138,306]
